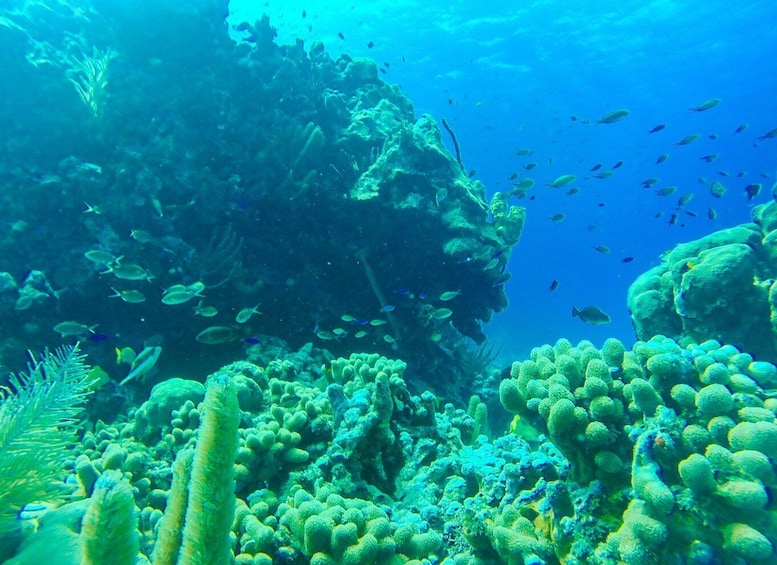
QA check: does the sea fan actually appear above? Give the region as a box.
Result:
[0,343,95,535]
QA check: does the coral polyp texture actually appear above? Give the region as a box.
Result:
[499,335,777,563]
[628,200,777,364]
[3,336,774,564]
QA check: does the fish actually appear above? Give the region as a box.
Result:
[430,332,442,342]
[341,314,357,322]
[612,161,624,169]
[547,174,576,188]
[116,346,136,365]
[745,184,762,201]
[707,206,717,220]
[677,193,694,207]
[594,171,614,180]
[53,321,97,337]
[572,306,611,325]
[130,229,154,243]
[316,330,336,341]
[756,127,777,142]
[667,213,679,226]
[549,279,559,293]
[592,245,611,254]
[675,134,701,147]
[717,171,730,177]
[393,288,411,295]
[84,249,117,265]
[524,163,537,170]
[597,109,629,124]
[439,290,462,301]
[196,326,242,344]
[621,257,634,263]
[337,32,345,40]
[548,213,566,222]
[655,186,677,197]
[590,164,602,171]
[236,304,261,323]
[484,258,500,270]
[162,290,201,305]
[710,180,727,198]
[430,308,453,320]
[380,305,396,313]
[735,124,748,134]
[332,328,348,336]
[383,335,396,344]
[369,319,388,326]
[700,154,719,163]
[642,177,659,187]
[649,124,666,134]
[508,172,519,180]
[512,178,534,190]
[689,98,720,112]
[468,169,477,178]
[120,346,162,385]
[102,260,153,282]
[83,202,103,214]
[366,41,374,49]
[435,188,448,206]
[109,288,146,303]
[565,187,580,196]
[656,154,669,165]
[515,148,532,156]
[194,301,218,317]
[243,337,260,345]
[354,330,368,338]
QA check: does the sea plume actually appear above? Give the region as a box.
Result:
[0,344,95,535]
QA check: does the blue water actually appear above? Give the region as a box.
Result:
[232,0,777,360]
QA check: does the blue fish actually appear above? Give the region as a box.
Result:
[352,318,370,326]
[393,288,410,295]
[380,305,396,312]
[243,337,260,344]
[89,333,109,342]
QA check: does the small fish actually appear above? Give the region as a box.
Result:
[515,148,532,156]
[341,314,357,322]
[337,31,345,40]
[710,180,727,198]
[316,330,336,341]
[689,98,720,112]
[162,290,201,305]
[120,346,162,385]
[547,174,576,188]
[700,154,719,163]
[116,346,136,365]
[549,279,559,293]
[243,337,260,345]
[592,245,611,254]
[548,213,566,222]
[236,304,261,324]
[524,163,537,170]
[756,127,777,142]
[196,326,242,345]
[707,206,717,220]
[593,171,614,180]
[597,109,629,124]
[572,306,611,325]
[512,178,535,190]
[612,161,624,169]
[642,177,659,187]
[366,40,374,48]
[84,249,116,265]
[369,319,388,326]
[667,213,679,226]
[383,334,396,344]
[380,305,396,313]
[621,257,634,263]
[468,169,477,178]
[393,288,411,295]
[508,172,519,180]
[698,177,708,185]
[566,187,580,196]
[130,229,153,243]
[484,257,500,270]
[655,186,677,197]
[354,330,368,338]
[110,288,146,303]
[439,290,461,301]
[430,307,453,320]
[649,124,666,134]
[83,201,103,214]
[103,261,153,282]
[717,170,730,177]
[745,184,762,201]
[53,321,97,337]
[435,188,448,206]
[590,164,602,171]
[734,124,748,134]
[193,301,218,317]
[430,332,442,342]
[677,193,694,207]
[675,134,701,147]
[656,154,669,165]
[332,328,348,337]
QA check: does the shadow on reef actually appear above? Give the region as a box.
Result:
[0,2,523,404]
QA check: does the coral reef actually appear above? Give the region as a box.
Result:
[628,200,777,364]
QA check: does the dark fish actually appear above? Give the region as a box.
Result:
[757,127,777,142]
[548,213,566,222]
[337,32,345,40]
[707,206,717,220]
[243,337,260,344]
[379,68,387,75]
[708,134,718,140]
[367,40,375,48]
[685,211,698,217]
[353,318,370,326]
[745,184,762,201]
[590,163,602,171]
[612,161,624,169]
[675,134,701,147]
[524,163,537,170]
[717,171,730,177]
[689,98,720,112]
[656,154,669,164]
[549,279,559,293]
[735,124,748,134]
[492,249,506,258]
[570,115,578,121]
[667,213,679,226]
[302,10,306,17]
[621,257,634,263]
[700,154,719,162]
[393,288,410,294]
[649,124,666,134]
[492,274,511,287]
[89,333,109,342]
[509,172,519,180]
[468,169,477,177]
[592,245,611,254]
[572,306,611,325]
